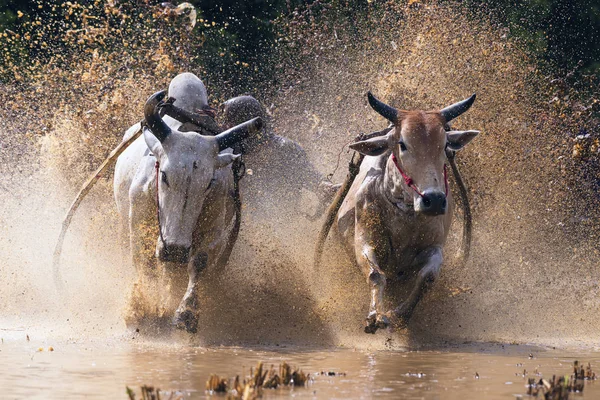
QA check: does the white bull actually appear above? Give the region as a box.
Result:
[114,75,262,332]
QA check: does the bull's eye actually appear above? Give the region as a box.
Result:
[399,141,407,152]
[161,171,169,186]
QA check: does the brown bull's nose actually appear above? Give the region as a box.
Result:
[158,244,190,264]
[417,190,447,216]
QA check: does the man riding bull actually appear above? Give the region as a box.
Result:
[221,95,339,218]
[158,73,221,135]
[112,73,263,332]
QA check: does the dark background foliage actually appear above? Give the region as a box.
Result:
[469,0,600,72]
[1,0,598,76]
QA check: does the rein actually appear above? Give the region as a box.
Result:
[155,160,168,248]
[390,153,448,198]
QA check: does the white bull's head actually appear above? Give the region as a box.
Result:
[143,91,263,263]
[350,92,479,216]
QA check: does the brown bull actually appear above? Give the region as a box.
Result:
[335,92,479,333]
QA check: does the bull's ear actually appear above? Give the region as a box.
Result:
[215,151,240,168]
[143,127,165,158]
[349,133,394,156]
[446,130,479,151]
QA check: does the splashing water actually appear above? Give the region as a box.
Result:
[271,0,600,347]
[0,0,599,352]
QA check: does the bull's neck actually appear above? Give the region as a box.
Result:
[382,153,414,208]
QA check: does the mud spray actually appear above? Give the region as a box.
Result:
[0,1,599,349]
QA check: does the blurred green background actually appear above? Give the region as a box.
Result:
[1,0,598,74]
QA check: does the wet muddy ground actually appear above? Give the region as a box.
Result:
[1,331,599,399]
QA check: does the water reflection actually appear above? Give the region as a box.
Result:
[2,339,600,399]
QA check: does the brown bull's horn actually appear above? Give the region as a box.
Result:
[367,91,398,123]
[440,93,476,122]
[144,90,171,142]
[215,117,263,151]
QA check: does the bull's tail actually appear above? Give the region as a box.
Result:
[52,124,142,292]
[447,151,472,265]
[313,152,364,270]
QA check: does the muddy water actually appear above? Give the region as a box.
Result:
[1,334,599,399]
[2,2,600,398]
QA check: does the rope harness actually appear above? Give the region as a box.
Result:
[391,153,449,198]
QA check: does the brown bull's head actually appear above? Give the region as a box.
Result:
[350,92,479,216]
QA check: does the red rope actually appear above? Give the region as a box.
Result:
[391,153,449,197]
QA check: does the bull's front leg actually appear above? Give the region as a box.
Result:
[128,193,158,279]
[389,246,443,328]
[124,200,161,327]
[173,251,208,333]
[354,221,390,334]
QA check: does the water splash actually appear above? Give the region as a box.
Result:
[272,0,600,347]
[0,0,599,348]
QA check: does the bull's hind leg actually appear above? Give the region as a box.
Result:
[388,246,443,328]
[173,252,208,333]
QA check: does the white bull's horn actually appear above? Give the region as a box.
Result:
[144,90,172,142]
[367,91,398,123]
[440,93,477,122]
[215,117,263,151]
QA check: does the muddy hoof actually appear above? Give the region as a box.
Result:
[364,313,388,334]
[173,309,198,333]
[364,313,377,334]
[364,323,378,334]
[376,314,390,330]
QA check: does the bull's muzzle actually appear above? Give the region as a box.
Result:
[158,243,191,264]
[415,190,447,216]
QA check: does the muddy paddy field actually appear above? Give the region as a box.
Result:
[2,1,600,398]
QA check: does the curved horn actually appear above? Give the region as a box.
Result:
[367,91,398,123]
[440,93,476,122]
[144,90,171,142]
[215,117,263,151]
